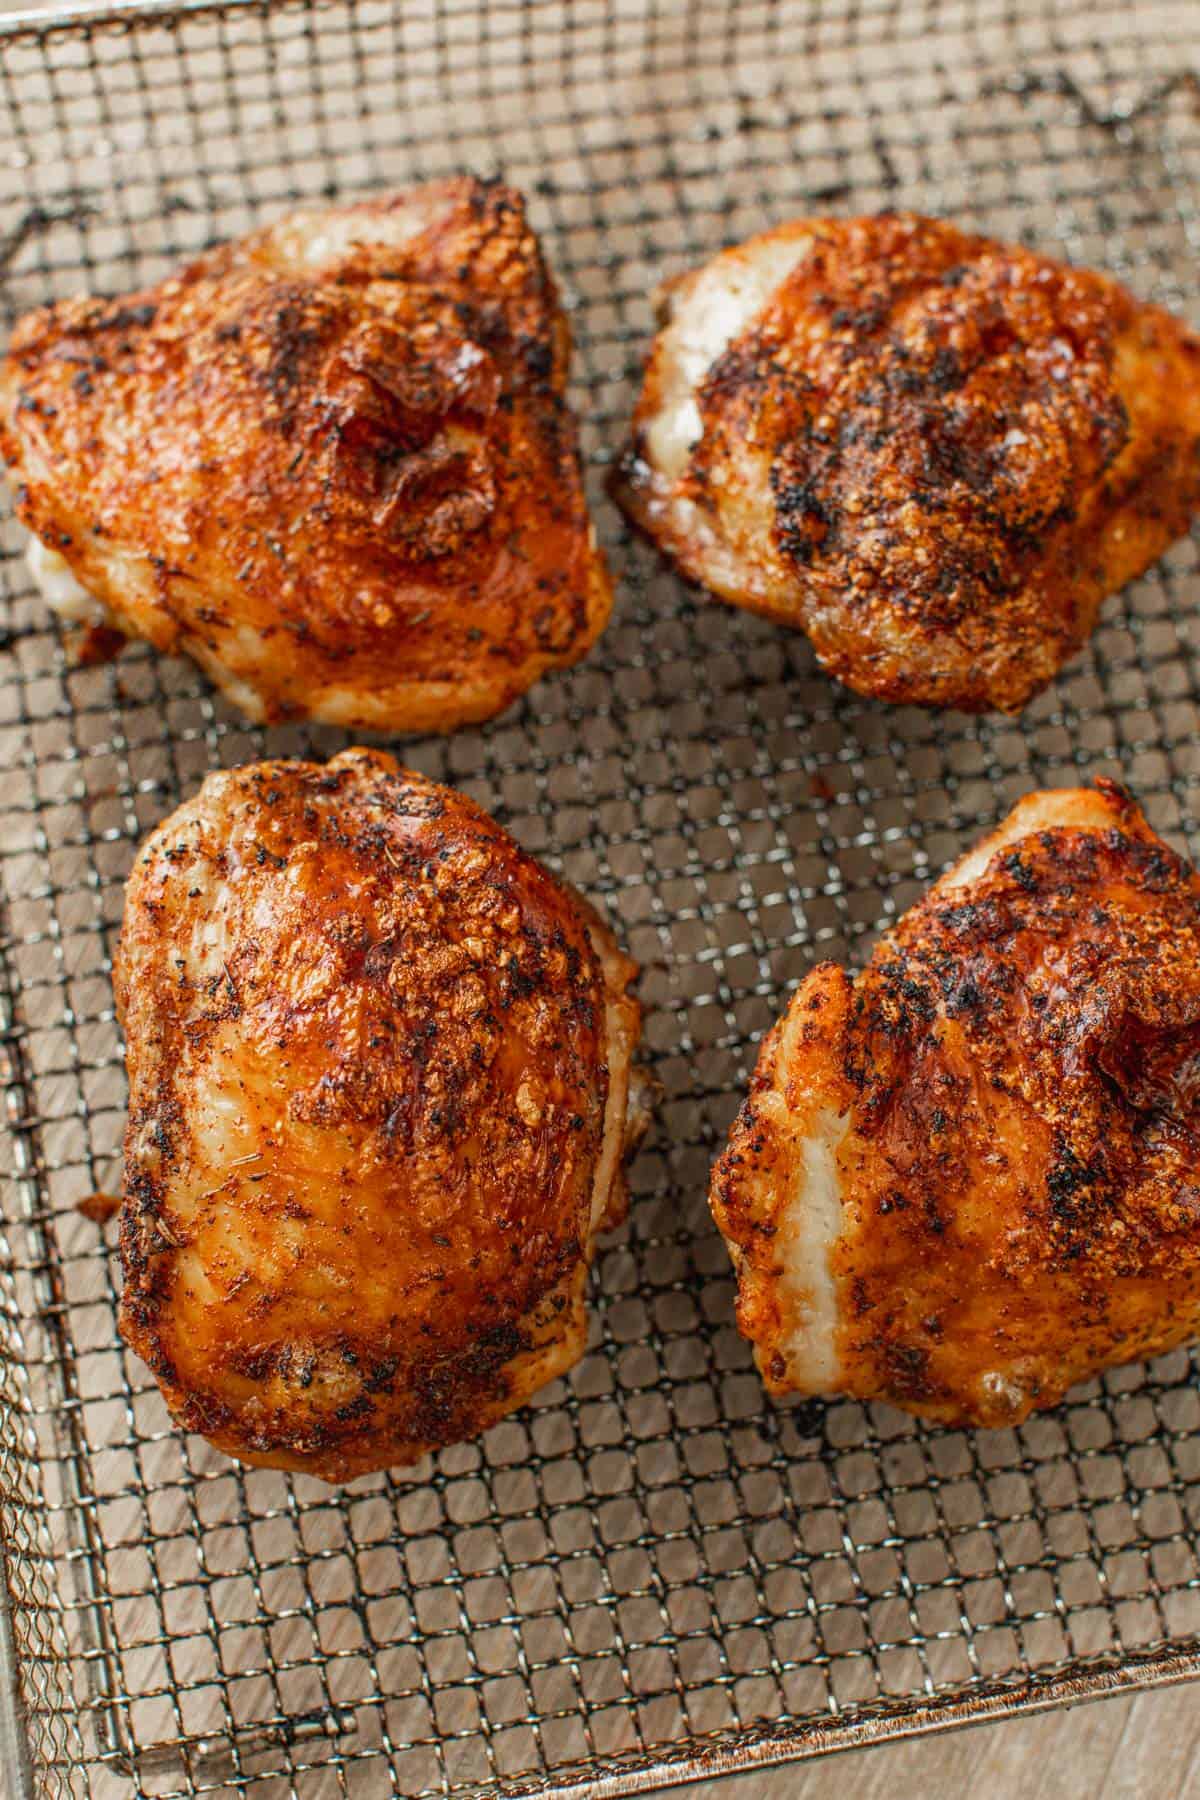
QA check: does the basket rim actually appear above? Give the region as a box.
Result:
[533,1648,1200,1800]
[0,0,534,48]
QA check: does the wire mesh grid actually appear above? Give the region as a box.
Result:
[1,0,1200,1794]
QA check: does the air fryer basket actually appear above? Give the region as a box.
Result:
[1,1,1200,1794]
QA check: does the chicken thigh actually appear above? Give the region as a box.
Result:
[116,749,647,1479]
[711,781,1200,1427]
[615,213,1200,713]
[0,178,610,732]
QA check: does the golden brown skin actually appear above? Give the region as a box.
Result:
[615,213,1200,713]
[0,178,611,732]
[711,781,1200,1427]
[116,749,646,1480]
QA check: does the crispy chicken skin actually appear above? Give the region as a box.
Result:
[710,781,1200,1428]
[0,177,611,732]
[614,213,1200,713]
[115,749,646,1479]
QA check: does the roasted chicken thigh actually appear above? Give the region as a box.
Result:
[711,781,1200,1427]
[615,213,1200,713]
[0,178,610,731]
[116,749,646,1479]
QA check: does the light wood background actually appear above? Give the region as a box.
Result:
[665,1686,1200,1800]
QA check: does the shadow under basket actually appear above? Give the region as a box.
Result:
[2,0,1200,1795]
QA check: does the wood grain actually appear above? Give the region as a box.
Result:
[667,1686,1200,1799]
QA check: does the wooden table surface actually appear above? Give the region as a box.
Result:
[665,1684,1200,1800]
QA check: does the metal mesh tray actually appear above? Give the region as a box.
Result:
[2,1,1200,1794]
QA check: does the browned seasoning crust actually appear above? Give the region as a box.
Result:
[0,177,611,732]
[711,781,1200,1427]
[615,213,1200,713]
[115,749,643,1479]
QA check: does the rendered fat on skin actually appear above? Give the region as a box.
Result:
[26,535,109,625]
[710,781,1200,1427]
[116,749,649,1480]
[2,177,611,733]
[615,212,1200,714]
